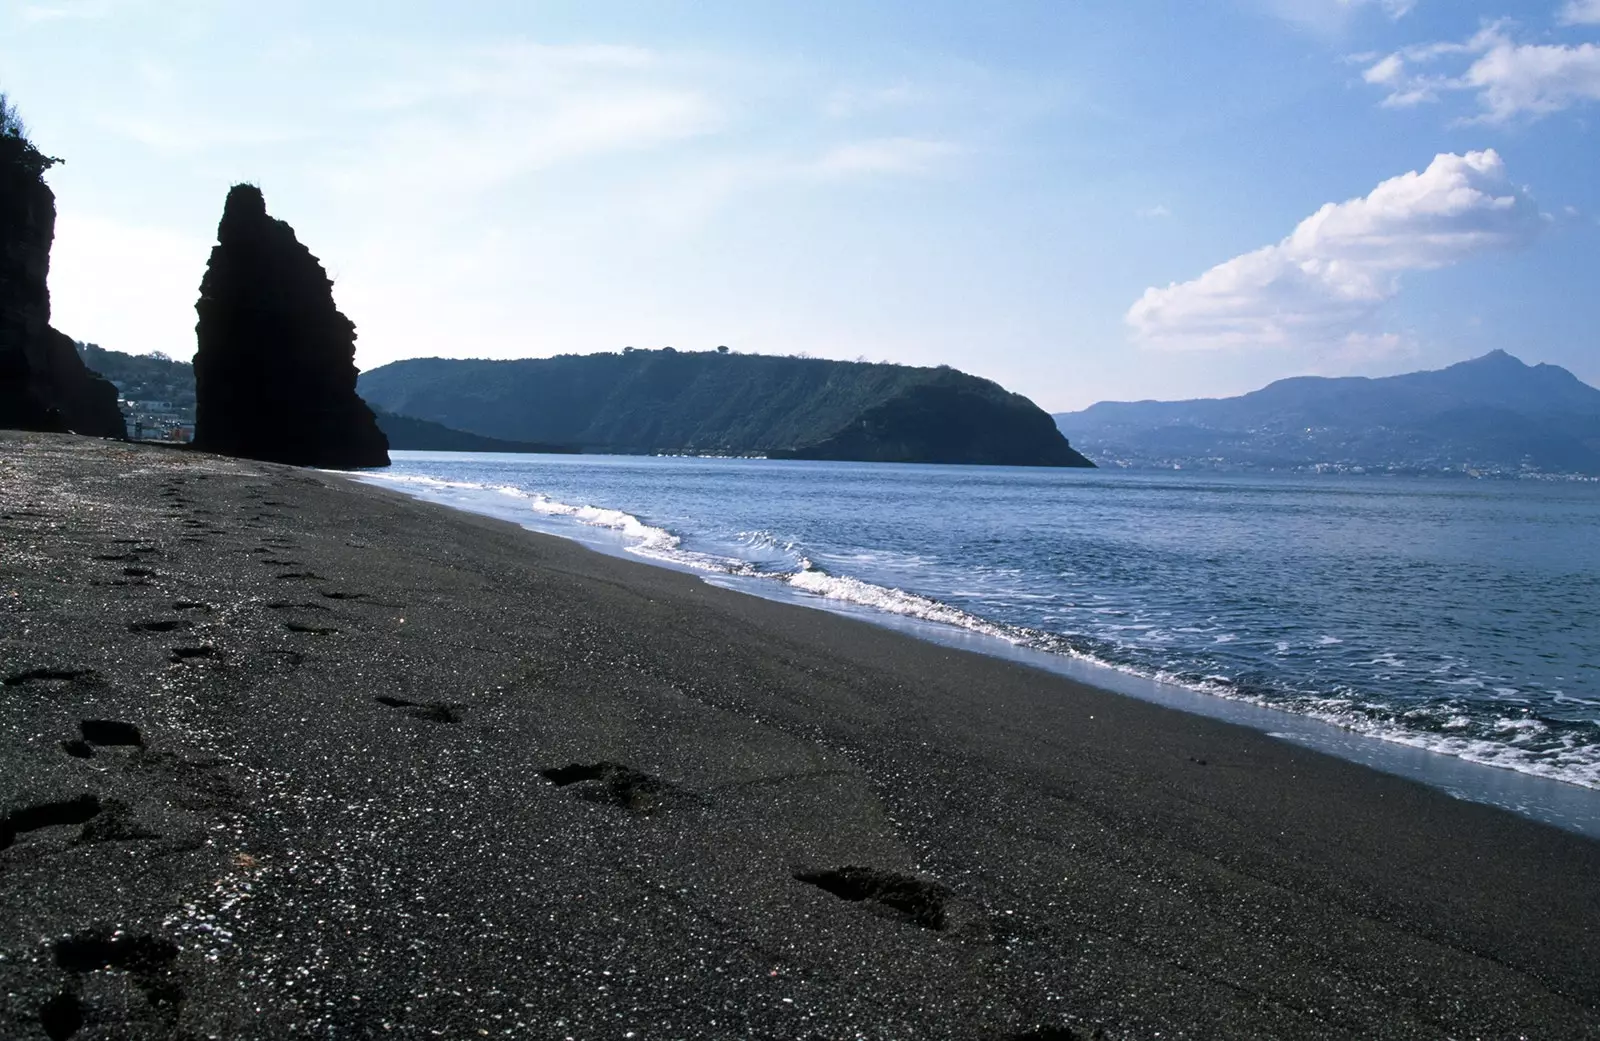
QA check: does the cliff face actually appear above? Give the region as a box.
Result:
[774,382,1093,467]
[193,185,388,469]
[0,134,125,437]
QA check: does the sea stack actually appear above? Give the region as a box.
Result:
[0,115,126,437]
[192,184,388,468]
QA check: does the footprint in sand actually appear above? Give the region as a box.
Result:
[127,619,192,634]
[374,695,467,724]
[540,761,679,814]
[169,645,216,664]
[0,794,102,850]
[793,865,953,931]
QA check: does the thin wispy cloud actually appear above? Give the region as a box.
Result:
[808,137,961,178]
[1264,0,1416,33]
[316,42,727,198]
[1361,20,1600,122]
[823,83,927,119]
[350,42,665,113]
[1126,150,1541,351]
[1559,0,1600,25]
[20,0,114,23]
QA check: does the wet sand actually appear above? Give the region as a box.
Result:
[2,431,1598,1040]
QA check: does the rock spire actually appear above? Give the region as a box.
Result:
[193,184,388,468]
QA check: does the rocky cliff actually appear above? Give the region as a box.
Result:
[193,184,388,469]
[0,129,125,438]
[772,381,1092,466]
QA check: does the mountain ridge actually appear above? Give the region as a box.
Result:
[1054,352,1600,475]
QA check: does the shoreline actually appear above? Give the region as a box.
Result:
[361,458,1600,838]
[3,432,1598,1039]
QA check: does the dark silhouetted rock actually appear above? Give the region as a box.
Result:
[36,328,126,437]
[0,122,126,438]
[193,184,388,469]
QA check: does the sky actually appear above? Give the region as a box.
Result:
[2,0,1598,411]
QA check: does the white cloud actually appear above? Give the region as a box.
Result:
[1559,0,1600,25]
[1126,150,1540,350]
[1362,53,1406,85]
[1362,23,1600,122]
[1136,204,1172,219]
[1465,39,1600,121]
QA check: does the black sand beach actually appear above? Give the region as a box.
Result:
[3,431,1598,1040]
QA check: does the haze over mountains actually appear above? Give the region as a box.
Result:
[53,338,1600,476]
[1054,351,1600,476]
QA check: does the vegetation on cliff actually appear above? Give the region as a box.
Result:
[77,344,195,414]
[373,410,577,454]
[359,350,1092,467]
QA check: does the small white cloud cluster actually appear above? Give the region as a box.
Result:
[1361,19,1600,122]
[1126,150,1540,351]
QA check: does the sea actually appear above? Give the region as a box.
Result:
[357,453,1600,836]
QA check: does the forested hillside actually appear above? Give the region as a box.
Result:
[359,349,1092,467]
[76,344,194,411]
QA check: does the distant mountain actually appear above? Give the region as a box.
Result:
[358,350,1093,467]
[373,410,576,454]
[1054,351,1600,476]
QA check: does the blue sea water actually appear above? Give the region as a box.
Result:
[360,453,1600,812]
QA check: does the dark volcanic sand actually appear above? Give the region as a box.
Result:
[2,432,1597,1040]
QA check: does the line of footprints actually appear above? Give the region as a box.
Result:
[3,478,1099,1041]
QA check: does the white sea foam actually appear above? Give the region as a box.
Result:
[785,564,1019,641]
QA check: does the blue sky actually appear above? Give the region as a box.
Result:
[3,0,1597,410]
